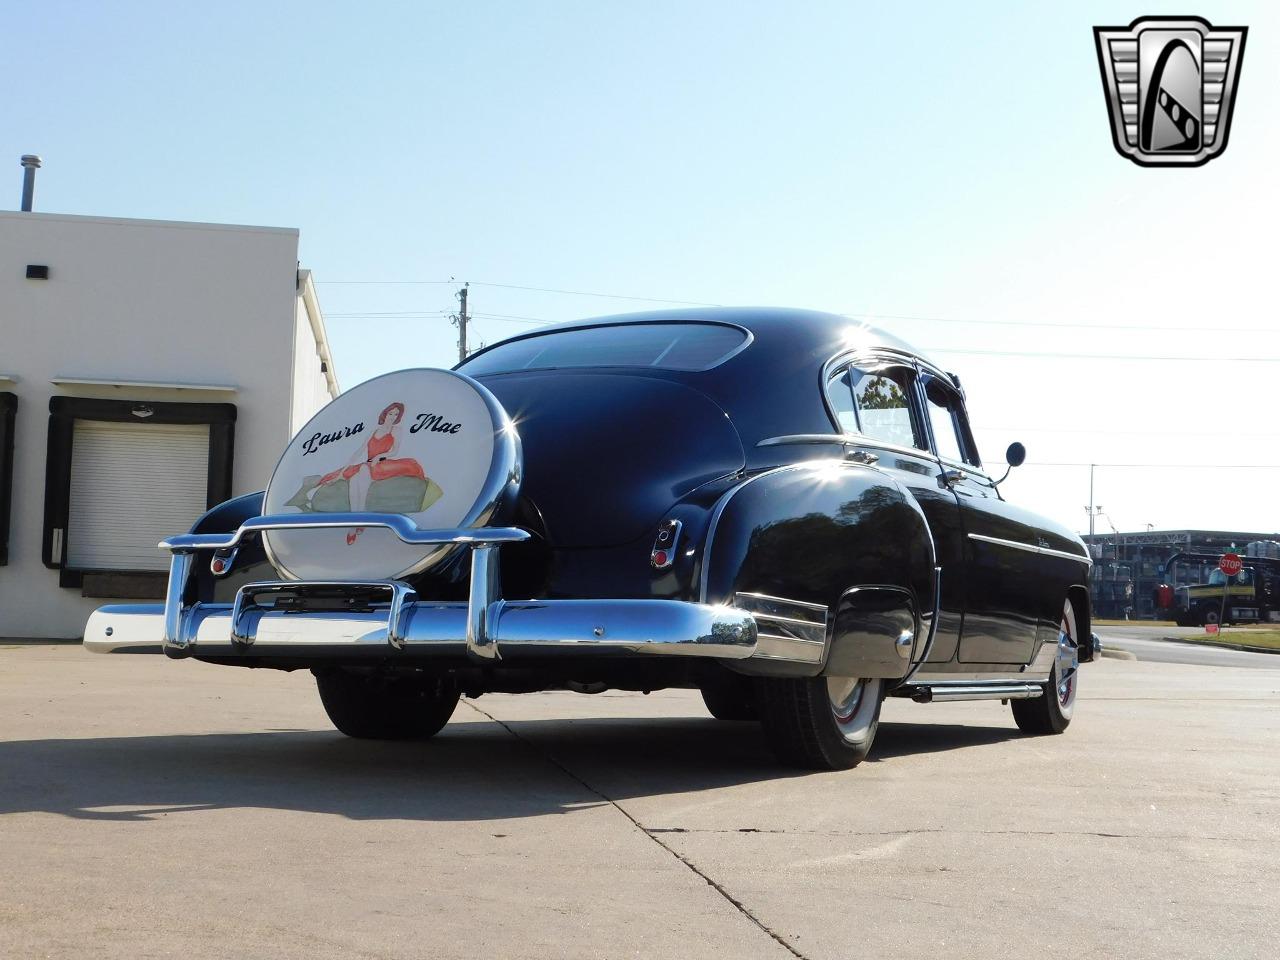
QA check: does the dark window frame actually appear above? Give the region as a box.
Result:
[0,393,16,566]
[43,396,236,589]
[917,371,983,469]
[824,368,860,434]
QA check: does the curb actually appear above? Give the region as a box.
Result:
[1160,635,1279,656]
[1100,648,1138,661]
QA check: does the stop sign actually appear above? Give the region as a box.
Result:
[1219,553,1243,577]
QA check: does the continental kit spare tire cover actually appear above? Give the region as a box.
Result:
[262,368,520,581]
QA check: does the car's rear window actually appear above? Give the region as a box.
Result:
[460,322,747,375]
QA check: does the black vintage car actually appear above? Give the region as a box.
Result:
[86,308,1093,770]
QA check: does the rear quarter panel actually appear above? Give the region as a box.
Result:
[701,461,936,672]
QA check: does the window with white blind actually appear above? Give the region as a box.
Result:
[43,397,236,593]
[67,420,211,571]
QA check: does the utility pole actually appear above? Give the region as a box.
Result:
[452,283,470,364]
[1087,463,1096,539]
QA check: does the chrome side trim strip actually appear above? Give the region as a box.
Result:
[752,618,824,645]
[733,591,828,615]
[756,434,848,448]
[754,634,825,663]
[733,590,830,664]
[968,532,1092,568]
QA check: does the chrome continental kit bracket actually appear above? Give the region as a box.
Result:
[159,513,530,654]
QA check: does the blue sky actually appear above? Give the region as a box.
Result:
[5,1,1277,534]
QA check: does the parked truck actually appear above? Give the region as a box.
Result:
[1156,551,1280,626]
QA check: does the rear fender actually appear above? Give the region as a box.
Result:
[700,462,935,678]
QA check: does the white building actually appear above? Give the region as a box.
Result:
[0,210,339,638]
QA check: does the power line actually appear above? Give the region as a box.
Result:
[326,311,450,318]
[323,314,1279,362]
[842,311,1267,335]
[1023,462,1280,469]
[469,281,720,306]
[316,278,719,306]
[314,279,1271,334]
[975,424,1280,439]
[930,347,1278,362]
[472,311,556,325]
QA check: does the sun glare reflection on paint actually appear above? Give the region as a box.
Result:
[840,321,879,354]
[812,459,849,486]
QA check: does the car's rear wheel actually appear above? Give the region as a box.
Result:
[1011,598,1078,735]
[700,674,758,721]
[757,675,884,770]
[315,669,459,740]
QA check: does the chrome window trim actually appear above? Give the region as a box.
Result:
[819,350,991,477]
[968,532,1092,568]
[819,351,932,459]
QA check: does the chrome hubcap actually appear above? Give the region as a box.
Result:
[824,680,865,732]
[1055,616,1079,709]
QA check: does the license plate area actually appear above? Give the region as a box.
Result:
[231,580,417,647]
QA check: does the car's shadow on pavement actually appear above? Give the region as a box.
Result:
[0,714,1023,823]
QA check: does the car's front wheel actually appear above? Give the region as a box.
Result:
[1011,598,1079,735]
[314,669,460,740]
[757,675,884,769]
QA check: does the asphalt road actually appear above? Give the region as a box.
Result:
[1097,624,1280,669]
[2,644,1277,960]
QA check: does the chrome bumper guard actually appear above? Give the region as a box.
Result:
[84,512,758,662]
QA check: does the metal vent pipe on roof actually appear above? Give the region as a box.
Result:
[20,155,42,212]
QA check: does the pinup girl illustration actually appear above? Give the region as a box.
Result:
[308,401,429,545]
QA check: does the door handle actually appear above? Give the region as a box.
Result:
[941,468,967,487]
[845,449,879,465]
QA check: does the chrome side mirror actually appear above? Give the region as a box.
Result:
[993,442,1026,486]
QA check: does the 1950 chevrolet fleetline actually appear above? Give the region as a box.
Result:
[86,308,1094,770]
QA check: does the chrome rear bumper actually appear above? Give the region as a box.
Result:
[83,513,757,662]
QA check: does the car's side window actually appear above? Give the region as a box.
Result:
[849,365,921,450]
[922,375,981,467]
[825,368,859,433]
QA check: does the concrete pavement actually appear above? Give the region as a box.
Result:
[1,644,1277,959]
